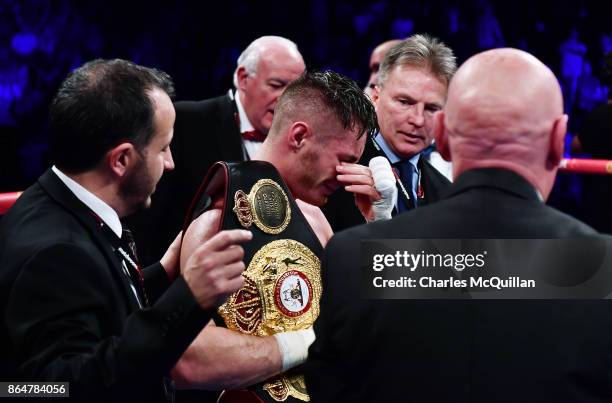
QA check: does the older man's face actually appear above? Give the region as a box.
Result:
[239,48,305,134]
[373,65,447,159]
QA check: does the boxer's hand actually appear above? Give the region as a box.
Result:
[160,231,183,281]
[337,162,380,222]
[182,229,252,310]
[368,156,397,221]
[274,327,316,371]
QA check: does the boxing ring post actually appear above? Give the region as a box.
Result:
[0,192,22,215]
[558,158,612,175]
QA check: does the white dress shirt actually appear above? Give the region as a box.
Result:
[52,166,146,306]
[52,165,122,238]
[233,90,264,160]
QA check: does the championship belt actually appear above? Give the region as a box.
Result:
[183,161,324,403]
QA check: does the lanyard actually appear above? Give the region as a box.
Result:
[88,212,146,308]
[391,165,421,204]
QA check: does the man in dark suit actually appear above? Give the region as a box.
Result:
[306,49,612,402]
[324,34,456,232]
[0,59,252,402]
[128,36,305,266]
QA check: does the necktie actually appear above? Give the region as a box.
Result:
[121,228,139,261]
[394,160,417,213]
[242,129,266,142]
[420,143,436,159]
[234,109,266,142]
[121,228,149,306]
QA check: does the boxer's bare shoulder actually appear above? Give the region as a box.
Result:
[296,199,333,247]
[180,208,222,270]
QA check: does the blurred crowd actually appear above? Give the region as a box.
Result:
[1,0,611,218]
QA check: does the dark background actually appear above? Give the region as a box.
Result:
[1,0,611,219]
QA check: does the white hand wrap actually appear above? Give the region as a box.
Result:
[273,327,316,372]
[369,156,397,221]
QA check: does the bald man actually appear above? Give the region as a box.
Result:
[306,49,611,402]
[364,39,401,98]
[127,36,306,266]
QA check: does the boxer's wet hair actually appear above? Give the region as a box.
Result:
[49,58,175,173]
[271,70,378,140]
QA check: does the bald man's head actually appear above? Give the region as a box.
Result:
[436,48,567,199]
[234,36,305,134]
[370,40,402,75]
[365,39,402,95]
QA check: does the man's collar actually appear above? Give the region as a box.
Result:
[373,132,420,167]
[234,90,255,133]
[447,168,543,202]
[51,166,122,238]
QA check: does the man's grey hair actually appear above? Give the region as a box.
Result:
[232,36,301,87]
[378,34,457,87]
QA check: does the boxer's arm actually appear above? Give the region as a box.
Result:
[172,319,282,389]
[179,209,222,272]
[174,209,283,390]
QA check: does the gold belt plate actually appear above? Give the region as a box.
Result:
[233,179,291,235]
[218,239,321,401]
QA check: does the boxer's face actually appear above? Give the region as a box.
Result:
[120,88,175,213]
[239,48,305,134]
[373,65,446,159]
[293,129,366,206]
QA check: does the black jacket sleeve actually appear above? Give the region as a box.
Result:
[6,243,210,402]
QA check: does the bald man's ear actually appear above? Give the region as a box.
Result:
[236,66,249,91]
[107,142,139,178]
[547,114,568,169]
[433,112,451,161]
[371,85,381,108]
[287,122,313,151]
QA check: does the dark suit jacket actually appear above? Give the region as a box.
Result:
[306,168,611,403]
[127,92,244,265]
[322,136,451,232]
[0,170,212,402]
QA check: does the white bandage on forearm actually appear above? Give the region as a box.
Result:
[273,327,316,372]
[369,156,397,221]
